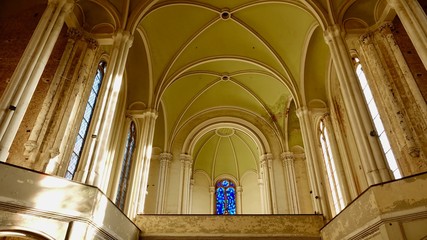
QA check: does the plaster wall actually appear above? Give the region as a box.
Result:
[0,163,140,240]
[191,171,211,214]
[241,171,262,214]
[321,172,427,240]
[135,214,324,239]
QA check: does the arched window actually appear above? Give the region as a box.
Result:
[319,119,344,215]
[65,61,107,180]
[116,121,137,211]
[215,179,236,215]
[354,58,401,179]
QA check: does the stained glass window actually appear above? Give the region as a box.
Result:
[116,121,137,211]
[354,58,401,179]
[215,179,236,215]
[65,61,107,180]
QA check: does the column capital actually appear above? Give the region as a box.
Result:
[180,153,193,164]
[324,24,343,43]
[260,153,273,165]
[159,152,173,163]
[236,186,243,192]
[359,32,374,45]
[114,29,134,48]
[281,152,294,166]
[295,106,309,118]
[86,37,99,50]
[209,186,215,193]
[378,22,394,35]
[67,28,83,40]
[126,108,158,119]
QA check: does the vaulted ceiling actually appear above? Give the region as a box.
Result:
[18,0,389,174]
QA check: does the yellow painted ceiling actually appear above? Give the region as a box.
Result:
[193,127,258,181]
[71,0,387,166]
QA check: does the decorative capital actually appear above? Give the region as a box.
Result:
[180,153,193,164]
[324,24,342,43]
[295,106,308,118]
[281,152,295,166]
[23,140,38,156]
[49,148,61,159]
[159,152,173,163]
[86,37,99,50]
[359,32,373,45]
[67,28,82,40]
[378,22,394,35]
[260,153,273,165]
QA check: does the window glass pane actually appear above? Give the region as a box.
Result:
[116,121,137,210]
[319,119,344,215]
[354,61,401,179]
[215,179,236,215]
[66,61,106,180]
[368,101,379,118]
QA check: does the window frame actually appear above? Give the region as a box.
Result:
[115,121,137,211]
[65,61,107,180]
[215,179,237,215]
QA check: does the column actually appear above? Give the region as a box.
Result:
[155,152,172,214]
[209,186,215,214]
[236,186,243,214]
[387,0,427,69]
[259,154,272,213]
[131,109,158,218]
[0,0,74,162]
[359,25,426,174]
[180,153,193,214]
[324,25,391,185]
[281,152,300,214]
[266,154,278,213]
[257,178,266,213]
[85,30,134,189]
[296,107,327,216]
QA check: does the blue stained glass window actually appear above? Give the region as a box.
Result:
[215,179,236,215]
[65,61,106,180]
[116,121,137,211]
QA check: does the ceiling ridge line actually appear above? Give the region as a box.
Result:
[154,17,220,106]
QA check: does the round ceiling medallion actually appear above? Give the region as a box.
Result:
[220,10,231,20]
[215,128,235,137]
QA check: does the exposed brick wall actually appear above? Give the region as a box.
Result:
[391,3,427,103]
[2,1,69,167]
[0,3,45,97]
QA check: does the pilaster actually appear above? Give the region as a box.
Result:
[281,152,300,214]
[180,153,193,214]
[156,152,172,213]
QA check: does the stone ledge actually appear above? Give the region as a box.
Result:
[135,214,324,239]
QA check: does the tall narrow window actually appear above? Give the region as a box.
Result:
[354,58,401,179]
[215,179,236,215]
[116,121,137,211]
[65,61,107,180]
[319,119,344,215]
